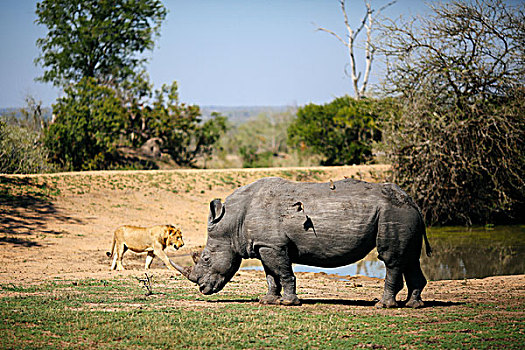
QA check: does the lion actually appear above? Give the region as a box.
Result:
[106,225,184,271]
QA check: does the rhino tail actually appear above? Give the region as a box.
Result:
[423,228,432,257]
[415,205,432,257]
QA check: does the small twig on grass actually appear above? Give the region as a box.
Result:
[136,273,154,296]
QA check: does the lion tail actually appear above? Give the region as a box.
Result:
[106,235,116,258]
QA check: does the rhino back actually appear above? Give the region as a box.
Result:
[229,178,395,267]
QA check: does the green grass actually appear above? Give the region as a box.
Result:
[1,277,523,349]
[0,176,58,202]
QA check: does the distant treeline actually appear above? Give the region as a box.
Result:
[1,106,291,125]
[200,106,294,124]
[0,107,53,121]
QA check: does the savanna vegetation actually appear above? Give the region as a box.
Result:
[1,0,523,227]
[1,276,523,349]
[379,0,525,225]
[1,2,523,348]
[32,0,227,171]
[0,97,56,174]
[0,160,522,349]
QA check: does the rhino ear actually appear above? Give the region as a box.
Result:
[209,199,225,224]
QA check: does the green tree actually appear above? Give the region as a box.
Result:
[35,0,167,87]
[288,96,381,166]
[118,71,154,148]
[44,78,127,170]
[145,82,228,167]
[380,0,525,225]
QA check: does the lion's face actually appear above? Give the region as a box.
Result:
[166,226,184,250]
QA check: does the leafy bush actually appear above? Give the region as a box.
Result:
[226,112,294,168]
[44,78,127,171]
[288,96,381,165]
[238,146,274,168]
[43,79,227,170]
[0,120,55,174]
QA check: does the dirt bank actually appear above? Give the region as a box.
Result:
[1,165,523,309]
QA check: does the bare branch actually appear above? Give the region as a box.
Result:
[316,27,348,46]
[377,0,397,15]
[359,2,374,96]
[317,0,398,98]
[340,0,353,38]
[353,2,371,40]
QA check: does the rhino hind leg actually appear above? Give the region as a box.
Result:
[259,267,282,305]
[258,247,301,306]
[376,266,403,308]
[403,262,427,308]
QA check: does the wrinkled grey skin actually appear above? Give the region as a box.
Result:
[171,177,432,308]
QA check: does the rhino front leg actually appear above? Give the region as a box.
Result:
[258,246,301,306]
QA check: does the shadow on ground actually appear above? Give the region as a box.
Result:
[0,176,82,247]
[206,298,464,308]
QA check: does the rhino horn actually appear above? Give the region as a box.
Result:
[169,259,192,278]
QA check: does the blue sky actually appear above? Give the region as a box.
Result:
[0,0,431,108]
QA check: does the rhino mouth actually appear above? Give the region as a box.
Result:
[199,284,214,295]
[198,276,226,295]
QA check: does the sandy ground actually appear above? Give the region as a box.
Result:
[1,164,523,308]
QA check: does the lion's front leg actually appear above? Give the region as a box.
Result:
[145,252,155,269]
[110,253,118,270]
[154,246,175,270]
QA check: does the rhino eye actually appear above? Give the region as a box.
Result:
[203,255,210,263]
